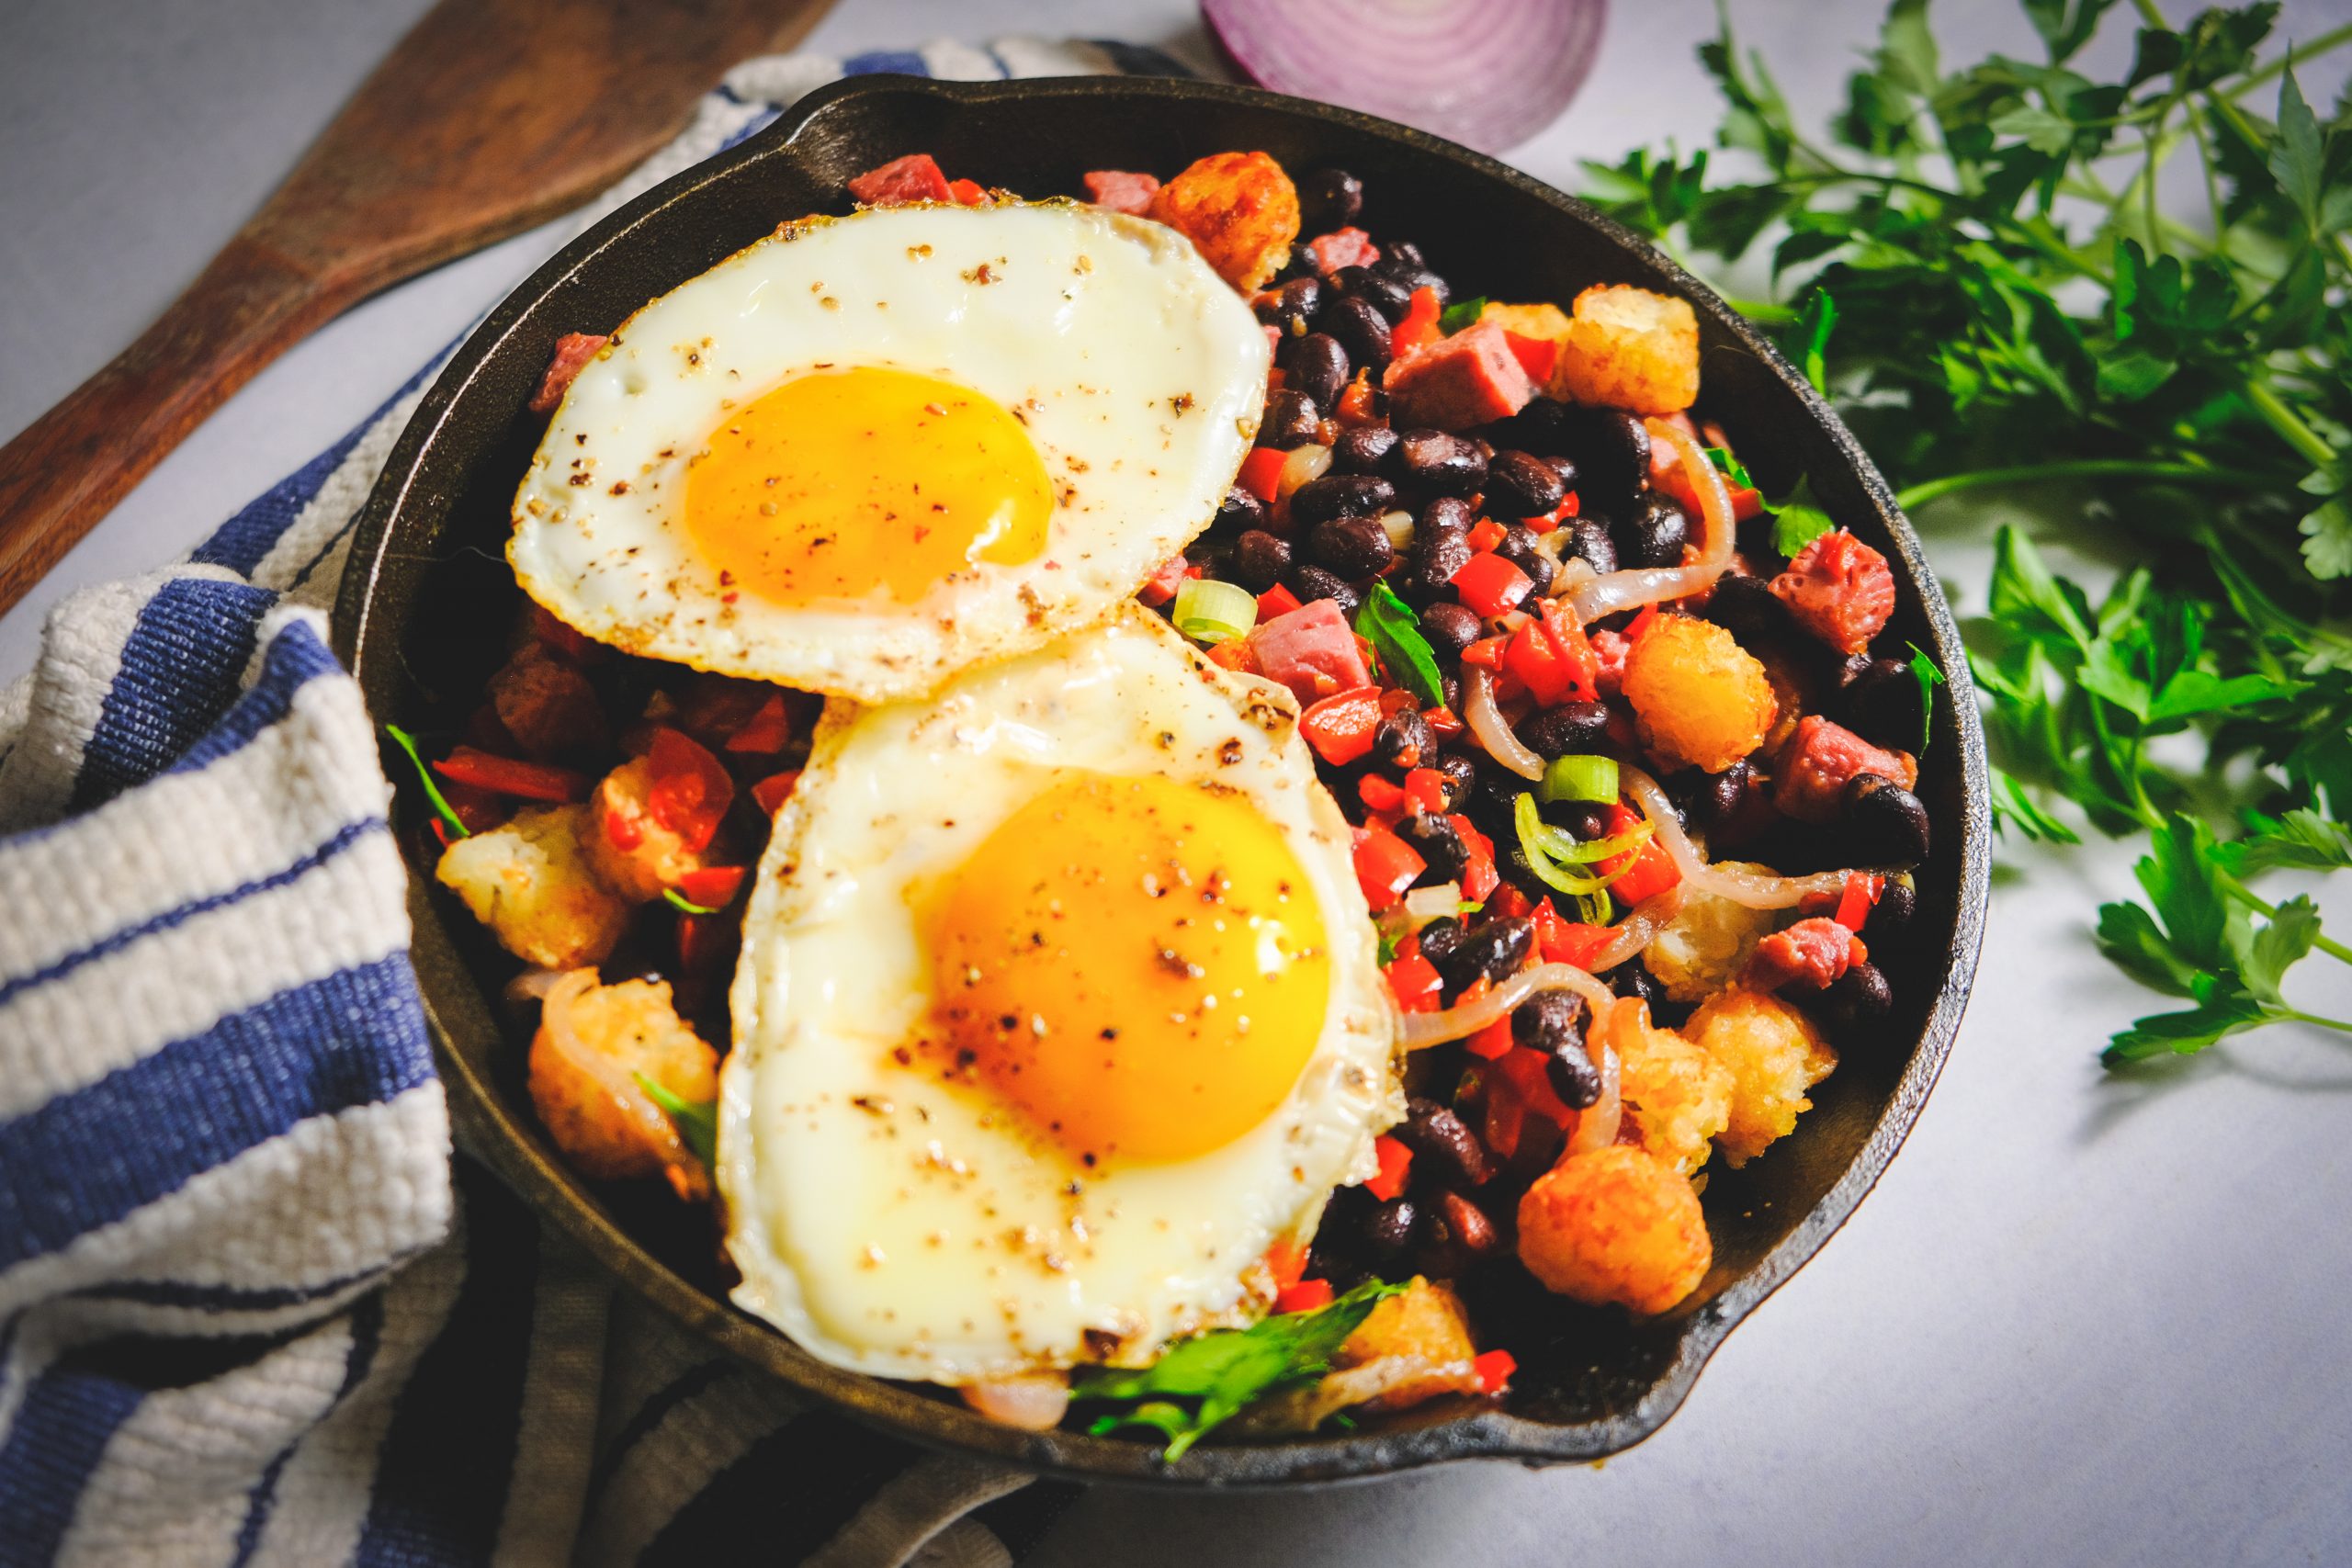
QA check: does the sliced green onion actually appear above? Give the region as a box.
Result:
[1533,818,1654,866]
[383,724,469,840]
[1513,794,1643,897]
[1173,578,1257,645]
[662,886,721,916]
[634,1074,718,1168]
[1539,753,1619,806]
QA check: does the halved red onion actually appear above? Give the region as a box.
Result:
[1203,0,1608,154]
[1463,666,1544,780]
[1620,764,1865,908]
[1559,419,1736,624]
[1399,962,1616,1051]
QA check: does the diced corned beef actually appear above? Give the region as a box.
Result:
[1308,227,1380,272]
[1770,530,1896,655]
[1135,554,1189,607]
[1588,627,1632,699]
[1383,321,1532,432]
[527,333,607,414]
[1772,715,1917,822]
[847,153,952,206]
[1250,598,1373,705]
[1746,917,1864,990]
[1083,169,1161,215]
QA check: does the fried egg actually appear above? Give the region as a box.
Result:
[718,606,1398,1383]
[510,202,1269,702]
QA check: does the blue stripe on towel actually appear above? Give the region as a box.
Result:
[353,1172,539,1565]
[75,1258,402,1314]
[0,953,432,1272]
[67,578,277,814]
[161,615,347,780]
[841,50,931,75]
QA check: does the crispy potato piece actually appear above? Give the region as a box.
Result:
[1479,300,1574,342]
[1645,874,1781,1002]
[585,756,705,903]
[1551,283,1701,413]
[1148,151,1300,292]
[529,972,718,1199]
[1686,987,1838,1167]
[1517,1144,1712,1314]
[1245,1278,1482,1431]
[1613,999,1732,1177]
[436,804,628,970]
[1622,615,1779,774]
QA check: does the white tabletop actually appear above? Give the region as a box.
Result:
[7,2,2350,1563]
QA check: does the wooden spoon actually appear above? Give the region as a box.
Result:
[0,0,834,614]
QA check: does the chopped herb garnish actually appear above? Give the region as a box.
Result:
[635,1075,718,1168]
[382,724,469,840]
[1702,446,1753,490]
[1354,581,1447,706]
[1905,640,1945,753]
[663,886,722,916]
[1767,474,1836,558]
[1438,295,1489,334]
[1072,1279,1402,1460]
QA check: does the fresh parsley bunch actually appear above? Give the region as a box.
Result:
[1583,0,2352,1061]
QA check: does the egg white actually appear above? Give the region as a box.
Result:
[510,202,1269,703]
[718,605,1399,1384]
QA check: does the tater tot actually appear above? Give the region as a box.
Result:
[1645,874,1781,1002]
[1551,284,1701,414]
[529,973,718,1199]
[1613,998,1733,1177]
[1518,1145,1712,1314]
[584,756,705,903]
[1622,615,1779,774]
[1148,152,1301,292]
[1685,987,1838,1167]
[435,804,629,971]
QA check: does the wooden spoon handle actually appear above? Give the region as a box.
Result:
[0,237,349,613]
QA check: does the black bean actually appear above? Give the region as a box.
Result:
[1332,425,1398,475]
[1435,916,1533,991]
[1841,657,1928,753]
[1435,1190,1498,1257]
[1435,752,1479,810]
[1286,563,1363,616]
[1294,472,1396,528]
[1668,758,1752,829]
[1485,449,1567,518]
[1256,276,1324,338]
[1516,699,1611,761]
[1553,800,1612,840]
[1408,523,1475,603]
[1512,988,1586,1053]
[1545,1040,1604,1110]
[1374,240,1428,275]
[1391,429,1487,496]
[1419,495,1476,537]
[1281,332,1349,409]
[1363,1198,1419,1258]
[1329,265,1412,322]
[1309,516,1396,579]
[1299,166,1363,231]
[1816,961,1894,1041]
[1259,389,1322,449]
[1615,492,1691,569]
[1374,707,1434,772]
[1399,809,1465,880]
[1873,876,1917,935]
[1322,294,1393,372]
[1272,242,1319,285]
[1495,524,1556,594]
[1416,915,1464,970]
[1610,958,1666,1009]
[1557,516,1617,575]
[1844,773,1931,864]
[1561,407,1651,499]
[1702,573,1788,642]
[1544,453,1580,492]
[1186,539,1233,579]
[1213,485,1267,536]
[1398,1096,1493,1188]
[1378,262,1450,307]
[1230,529,1293,592]
[1419,599,1482,658]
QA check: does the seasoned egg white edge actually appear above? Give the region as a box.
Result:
[718,606,1400,1384]
[510,203,1271,703]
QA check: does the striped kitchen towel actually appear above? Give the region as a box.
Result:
[0,38,1192,1567]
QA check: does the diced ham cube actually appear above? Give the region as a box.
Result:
[1083,169,1162,215]
[1772,715,1917,823]
[847,152,952,207]
[1383,321,1532,432]
[1308,227,1380,273]
[1250,598,1373,705]
[1588,627,1632,699]
[1770,530,1896,655]
[1746,917,1864,990]
[527,333,607,414]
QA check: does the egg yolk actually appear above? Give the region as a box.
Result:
[684,366,1052,606]
[927,773,1330,1166]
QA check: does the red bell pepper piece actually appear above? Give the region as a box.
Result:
[1357,773,1407,814]
[1611,838,1682,908]
[1502,330,1557,385]
[1467,517,1508,554]
[1334,368,1381,427]
[946,176,987,205]
[1424,705,1464,741]
[1535,897,1617,969]
[1835,872,1883,932]
[1390,285,1442,356]
[1403,767,1450,817]
[1460,635,1509,671]
[1495,1044,1577,1127]
[1299,686,1385,766]
[1448,553,1533,619]
[1503,620,1577,707]
[1366,1134,1413,1201]
[1237,446,1288,504]
[433,747,587,803]
[1275,1279,1335,1314]
[1351,823,1425,912]
[1264,1238,1310,1291]
[1255,581,1304,623]
[1384,948,1443,1013]
[1449,813,1499,903]
[722,692,794,754]
[1465,1013,1515,1061]
[1474,1348,1517,1394]
[676,865,746,908]
[752,770,801,817]
[645,728,734,852]
[1489,882,1533,920]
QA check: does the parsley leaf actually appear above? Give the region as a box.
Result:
[1768,474,1835,557]
[1703,446,1754,490]
[1355,581,1448,706]
[1073,1280,1402,1460]
[1438,295,1489,334]
[1905,641,1944,752]
[634,1075,718,1168]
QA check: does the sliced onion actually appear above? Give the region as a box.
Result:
[1377,509,1417,551]
[1559,420,1737,624]
[1566,1027,1623,1156]
[1463,666,1544,780]
[1277,442,1332,500]
[1401,962,1615,1051]
[1402,881,1464,922]
[503,967,567,1004]
[1202,0,1607,154]
[1620,764,1863,909]
[1587,886,1686,972]
[961,1373,1070,1431]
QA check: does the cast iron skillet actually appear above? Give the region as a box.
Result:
[333,72,1991,1488]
